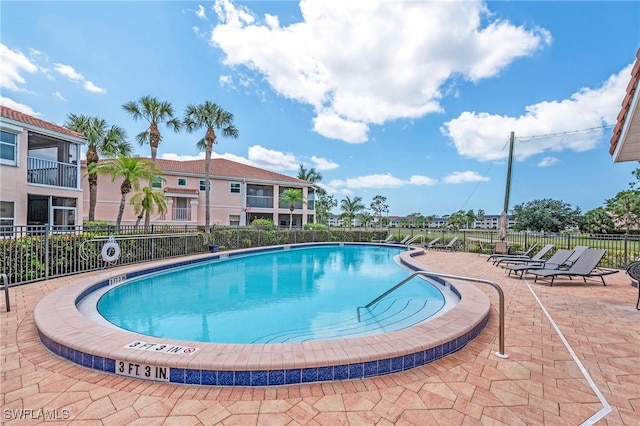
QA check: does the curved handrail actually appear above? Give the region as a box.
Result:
[404,234,425,246]
[357,270,508,358]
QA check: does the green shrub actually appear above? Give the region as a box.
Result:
[250,218,276,229]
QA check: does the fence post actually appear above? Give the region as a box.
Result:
[45,225,50,280]
[1,274,9,312]
[624,233,629,266]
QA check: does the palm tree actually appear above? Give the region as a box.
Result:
[88,155,163,229]
[131,186,168,228]
[64,114,131,222]
[184,102,239,231]
[340,196,365,230]
[279,188,306,230]
[297,165,322,183]
[122,95,182,162]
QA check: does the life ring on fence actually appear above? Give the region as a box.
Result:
[101,238,121,263]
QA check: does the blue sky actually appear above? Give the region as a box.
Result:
[1,0,639,217]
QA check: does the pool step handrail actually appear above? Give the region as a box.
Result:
[405,235,425,246]
[357,270,508,359]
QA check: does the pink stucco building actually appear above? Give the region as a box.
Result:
[81,158,317,227]
[0,106,86,228]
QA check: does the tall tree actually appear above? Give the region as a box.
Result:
[279,188,306,229]
[65,114,131,221]
[122,95,182,162]
[131,186,168,228]
[513,198,581,232]
[579,207,614,234]
[297,165,322,183]
[315,191,337,225]
[605,190,640,232]
[370,195,389,229]
[340,196,365,230]
[88,156,163,229]
[358,211,374,228]
[184,102,239,231]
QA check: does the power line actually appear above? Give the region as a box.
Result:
[457,124,614,212]
[458,137,511,211]
[515,125,614,141]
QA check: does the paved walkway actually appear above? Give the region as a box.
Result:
[1,250,639,425]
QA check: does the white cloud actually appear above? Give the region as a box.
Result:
[53,63,84,80]
[210,0,550,143]
[329,172,438,190]
[53,91,67,102]
[409,175,437,186]
[83,81,106,94]
[219,75,234,88]
[442,171,489,184]
[441,64,633,162]
[0,96,40,115]
[53,62,106,94]
[537,157,559,167]
[160,152,206,161]
[196,4,207,20]
[0,43,38,92]
[310,155,338,170]
[247,145,299,170]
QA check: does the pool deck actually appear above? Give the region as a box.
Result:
[2,249,639,425]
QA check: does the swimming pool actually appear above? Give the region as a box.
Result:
[95,245,450,343]
[35,243,491,386]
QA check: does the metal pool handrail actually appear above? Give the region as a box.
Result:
[357,270,508,359]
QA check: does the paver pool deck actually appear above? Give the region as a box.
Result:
[1,249,639,425]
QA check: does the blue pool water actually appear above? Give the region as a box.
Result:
[97,245,449,344]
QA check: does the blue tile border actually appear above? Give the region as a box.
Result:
[38,307,488,386]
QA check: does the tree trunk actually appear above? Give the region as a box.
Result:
[86,149,99,222]
[116,194,126,231]
[204,142,212,232]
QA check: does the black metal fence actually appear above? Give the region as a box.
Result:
[1,225,638,287]
[0,225,388,286]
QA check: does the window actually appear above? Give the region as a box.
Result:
[151,177,163,189]
[0,130,17,164]
[199,180,207,191]
[229,215,240,226]
[177,178,187,187]
[0,201,15,232]
[230,182,241,194]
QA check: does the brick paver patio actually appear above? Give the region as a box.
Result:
[1,250,639,425]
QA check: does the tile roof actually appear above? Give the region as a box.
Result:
[609,47,640,160]
[0,106,85,140]
[163,187,199,195]
[153,158,310,185]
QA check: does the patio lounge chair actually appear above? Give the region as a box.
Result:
[503,246,589,276]
[503,249,573,277]
[372,235,394,243]
[625,260,640,310]
[429,237,459,252]
[528,249,619,286]
[492,244,555,266]
[486,242,537,262]
[422,237,441,249]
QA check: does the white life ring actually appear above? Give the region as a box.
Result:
[101,238,121,263]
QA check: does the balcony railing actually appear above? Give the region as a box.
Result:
[27,157,78,189]
[247,195,274,208]
[172,207,191,221]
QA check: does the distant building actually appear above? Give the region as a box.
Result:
[473,215,516,229]
[82,158,317,227]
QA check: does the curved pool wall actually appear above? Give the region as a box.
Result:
[35,242,491,386]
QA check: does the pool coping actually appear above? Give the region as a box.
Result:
[34,242,491,386]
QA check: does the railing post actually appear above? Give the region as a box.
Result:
[624,233,629,266]
[45,225,50,280]
[2,273,9,312]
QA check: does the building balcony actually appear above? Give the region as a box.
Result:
[27,157,78,189]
